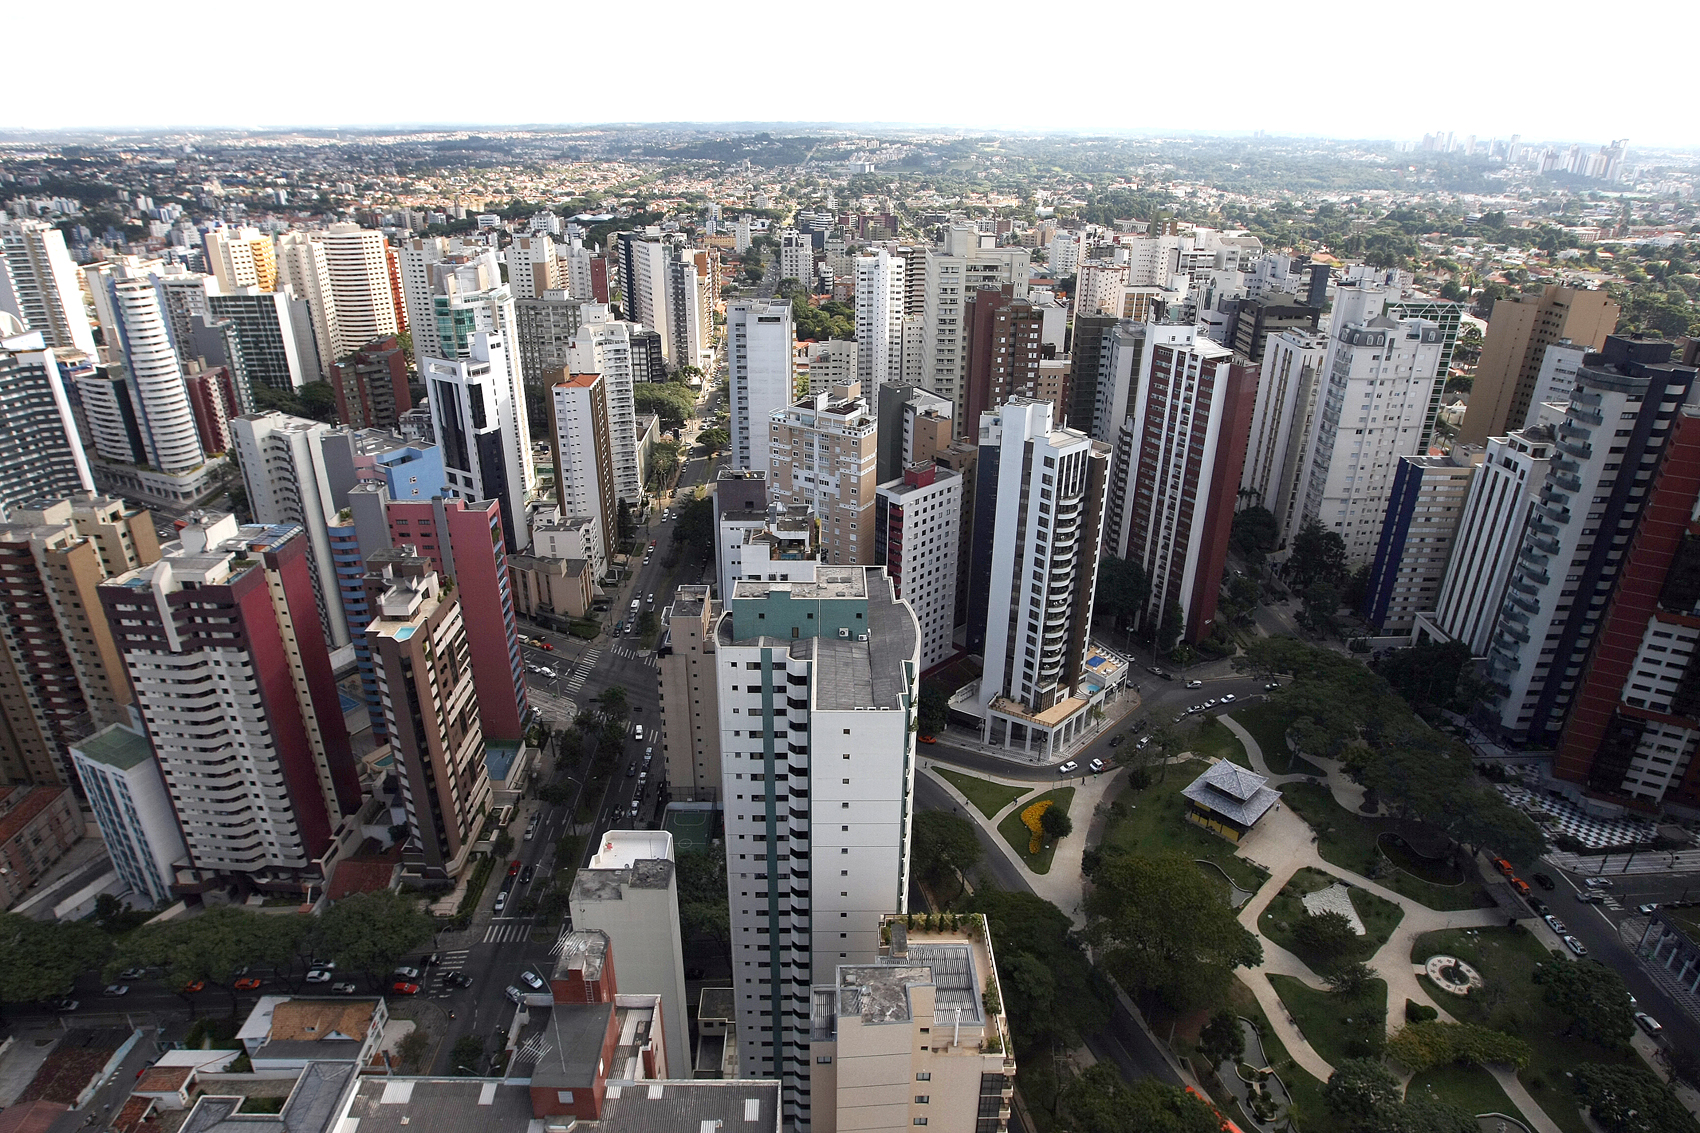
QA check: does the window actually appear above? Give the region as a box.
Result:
[915,1096,931,1104]
[914,1121,928,1126]
[916,1072,932,1081]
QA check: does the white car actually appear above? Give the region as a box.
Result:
[1220,693,1236,703]
[1057,760,1079,775]
[305,965,335,984]
[1185,679,1203,689]
[1583,876,1614,888]
[1543,914,1567,934]
[1564,935,1588,956]
[520,970,545,990]
[1635,1011,1663,1035]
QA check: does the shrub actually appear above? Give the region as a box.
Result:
[1405,999,1439,1023]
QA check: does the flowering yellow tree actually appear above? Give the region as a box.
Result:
[1021,800,1052,855]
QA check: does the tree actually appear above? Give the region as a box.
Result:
[1039,804,1073,841]
[917,685,950,737]
[910,812,981,902]
[1386,1021,1530,1072]
[1093,555,1150,634]
[1217,572,1261,627]
[676,846,730,965]
[0,915,112,1007]
[451,1034,486,1075]
[1196,1010,1244,1070]
[1085,853,1262,1009]
[1156,597,1186,654]
[1326,960,1378,997]
[395,1028,430,1071]
[961,890,1111,1053]
[633,383,697,430]
[1532,959,1635,1049]
[117,906,305,1014]
[616,500,636,543]
[1287,519,1348,591]
[1299,580,1341,635]
[1292,909,1359,964]
[314,891,435,989]
[1230,506,1279,568]
[595,684,629,721]
[699,426,730,452]
[1323,1058,1402,1124]
[671,495,715,562]
[1573,1062,1700,1133]
[1377,639,1477,713]
[1060,1063,1224,1133]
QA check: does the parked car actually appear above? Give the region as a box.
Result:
[494,892,508,914]
[119,967,147,981]
[1057,760,1079,775]
[1635,1011,1663,1035]
[1533,873,1556,891]
[1638,903,1661,915]
[104,984,129,996]
[1220,693,1236,703]
[305,966,334,984]
[394,967,422,981]
[1185,679,1203,689]
[1264,682,1280,691]
[1492,858,1514,876]
[1564,935,1588,956]
[181,980,205,994]
[234,978,262,991]
[391,981,420,995]
[54,998,78,1012]
[519,865,534,884]
[1544,914,1567,934]
[508,859,521,876]
[505,985,524,1004]
[332,982,358,995]
[1088,758,1107,773]
[520,970,545,990]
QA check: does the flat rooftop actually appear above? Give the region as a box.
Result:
[339,1075,779,1133]
[72,723,151,771]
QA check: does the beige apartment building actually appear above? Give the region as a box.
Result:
[1459,284,1619,446]
[768,381,878,566]
[810,914,1014,1133]
[657,584,720,802]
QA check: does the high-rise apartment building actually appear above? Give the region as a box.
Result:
[1240,329,1326,518]
[1484,337,1697,745]
[427,252,536,472]
[0,332,93,516]
[549,373,618,579]
[0,495,160,784]
[184,365,239,455]
[809,915,1015,1133]
[614,233,672,347]
[516,293,594,398]
[102,275,206,474]
[507,234,560,300]
[779,228,813,288]
[875,461,963,671]
[230,412,350,649]
[569,314,643,504]
[922,228,1031,422]
[423,333,532,552]
[1295,316,1445,564]
[967,400,1108,754]
[205,226,277,293]
[767,384,878,566]
[349,493,529,742]
[1459,285,1619,446]
[563,236,599,301]
[397,236,451,357]
[717,566,920,1125]
[1106,326,1258,645]
[206,289,309,392]
[963,289,1049,429]
[1420,422,1556,655]
[1554,406,1700,805]
[714,469,769,593]
[0,219,97,353]
[1074,259,1130,319]
[329,337,411,430]
[1064,315,1140,442]
[569,830,691,1072]
[854,250,904,387]
[276,232,339,377]
[1229,296,1321,363]
[875,385,954,484]
[69,724,187,907]
[666,252,710,372]
[364,549,490,878]
[1525,339,1590,426]
[657,584,721,802]
[727,300,797,471]
[1360,449,1480,635]
[99,515,362,895]
[324,224,402,348]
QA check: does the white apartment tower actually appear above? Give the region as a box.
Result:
[1295,316,1444,564]
[875,461,963,671]
[0,219,97,354]
[104,276,205,474]
[397,237,450,357]
[779,228,813,286]
[1525,340,1589,427]
[854,250,904,387]
[276,232,340,376]
[323,224,400,347]
[428,253,536,493]
[204,226,276,293]
[423,332,533,551]
[1240,330,1327,514]
[716,566,920,1127]
[1421,422,1555,655]
[922,227,1031,421]
[229,412,349,649]
[70,724,188,908]
[568,314,643,504]
[728,300,797,471]
[507,234,561,300]
[548,373,617,579]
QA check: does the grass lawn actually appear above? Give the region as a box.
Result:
[1230,702,1325,776]
[995,787,1075,875]
[1222,980,1332,1130]
[1257,867,1405,971]
[1100,759,1270,894]
[1408,1063,1527,1123]
[1268,974,1388,1067]
[1411,926,1640,1133]
[1184,717,1250,767]
[1280,781,1494,912]
[935,767,1030,819]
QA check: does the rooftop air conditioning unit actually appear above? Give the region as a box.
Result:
[837,628,850,638]
[858,634,868,642]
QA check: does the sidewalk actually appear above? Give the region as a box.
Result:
[930,687,1143,769]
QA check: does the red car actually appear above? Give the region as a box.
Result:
[234,977,262,991]
[537,642,553,651]
[181,980,205,994]
[508,859,521,876]
[390,981,420,995]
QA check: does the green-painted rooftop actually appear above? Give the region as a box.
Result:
[74,724,153,770]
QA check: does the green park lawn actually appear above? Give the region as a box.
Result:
[1411,926,1641,1133]
[1099,759,1269,894]
[1268,974,1388,1067]
[1408,1063,1527,1125]
[1257,866,1404,971]
[1185,717,1250,768]
[1279,781,1493,911]
[934,767,1031,819]
[1229,702,1325,776]
[994,787,1074,875]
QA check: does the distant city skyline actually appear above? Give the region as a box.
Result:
[5,0,1695,147]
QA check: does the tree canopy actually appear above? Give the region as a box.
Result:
[1093,555,1150,635]
[1286,519,1348,591]
[1573,1062,1700,1133]
[1385,1020,1531,1072]
[1230,505,1279,568]
[0,914,112,1007]
[314,890,435,988]
[1531,959,1635,1049]
[1085,852,1262,1009]
[1060,1063,1225,1133]
[910,812,981,902]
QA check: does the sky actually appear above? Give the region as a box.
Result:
[7,0,1694,148]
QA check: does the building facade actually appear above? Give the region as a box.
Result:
[767,385,878,567]
[549,373,618,579]
[0,332,93,515]
[70,723,187,907]
[728,300,797,472]
[874,462,962,672]
[657,585,721,802]
[1360,449,1480,635]
[1459,284,1619,447]
[0,219,97,353]
[423,333,532,552]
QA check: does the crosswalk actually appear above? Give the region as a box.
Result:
[426,949,471,995]
[562,650,600,694]
[484,920,534,944]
